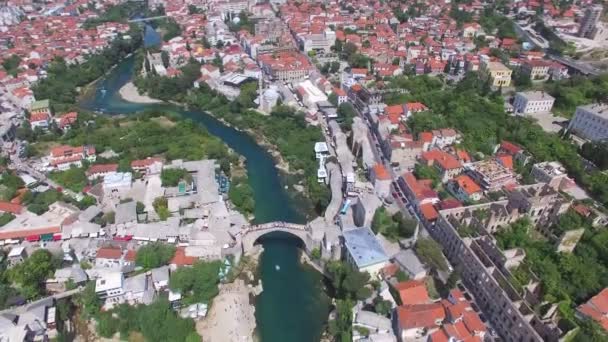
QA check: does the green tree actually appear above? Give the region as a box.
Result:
[135,243,176,269]
[169,260,222,304]
[160,168,192,186]
[414,238,449,272]
[228,176,255,215]
[9,249,58,299]
[2,55,22,76]
[373,297,392,316]
[153,197,171,221]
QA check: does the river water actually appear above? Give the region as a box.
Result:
[78,27,329,342]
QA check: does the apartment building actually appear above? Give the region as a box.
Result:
[465,159,516,192]
[258,51,313,83]
[513,91,555,114]
[48,145,96,170]
[579,5,603,39]
[300,29,336,53]
[568,104,608,141]
[481,61,512,87]
[419,150,463,183]
[520,60,551,81]
[429,194,572,342]
[530,161,568,190]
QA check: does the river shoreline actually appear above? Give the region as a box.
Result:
[80,46,328,341]
[118,81,162,103]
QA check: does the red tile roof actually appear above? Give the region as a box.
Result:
[0,201,23,214]
[397,303,446,330]
[499,141,522,155]
[373,164,391,181]
[421,150,462,170]
[462,310,486,334]
[87,163,118,176]
[124,249,137,262]
[496,153,513,170]
[394,280,430,305]
[131,157,162,168]
[578,288,608,332]
[420,203,439,221]
[170,247,197,266]
[96,246,123,260]
[50,145,94,158]
[454,175,481,195]
[57,111,78,128]
[333,87,347,97]
[402,172,438,202]
[419,132,433,143]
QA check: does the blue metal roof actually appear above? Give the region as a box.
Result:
[343,227,389,269]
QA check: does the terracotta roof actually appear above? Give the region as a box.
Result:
[381,263,399,279]
[333,87,347,97]
[420,203,439,221]
[578,288,608,332]
[96,246,123,260]
[443,321,473,340]
[124,249,137,262]
[57,111,78,128]
[373,163,391,181]
[0,201,23,214]
[50,145,94,158]
[385,104,404,117]
[499,141,522,155]
[87,163,118,176]
[419,131,433,143]
[462,310,486,334]
[454,175,481,195]
[443,299,471,320]
[421,150,462,170]
[405,102,428,113]
[496,153,513,170]
[170,247,197,266]
[30,112,49,122]
[394,280,430,305]
[397,303,446,330]
[401,172,438,202]
[131,157,162,168]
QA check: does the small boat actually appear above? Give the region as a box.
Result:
[275,265,280,271]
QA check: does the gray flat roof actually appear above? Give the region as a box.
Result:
[516,91,554,101]
[343,227,389,268]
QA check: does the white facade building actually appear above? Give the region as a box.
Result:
[513,91,555,114]
[568,104,608,141]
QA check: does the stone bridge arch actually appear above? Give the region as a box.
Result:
[240,222,312,253]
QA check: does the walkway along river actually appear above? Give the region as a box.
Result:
[78,33,329,342]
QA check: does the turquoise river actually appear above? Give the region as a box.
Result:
[78,29,329,341]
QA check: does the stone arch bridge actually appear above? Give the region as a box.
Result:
[239,222,312,252]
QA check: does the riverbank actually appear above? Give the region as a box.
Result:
[196,278,258,342]
[119,81,162,103]
[79,51,328,341]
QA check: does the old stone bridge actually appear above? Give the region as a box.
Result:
[238,221,311,252]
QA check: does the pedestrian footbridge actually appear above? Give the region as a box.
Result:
[239,222,311,252]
